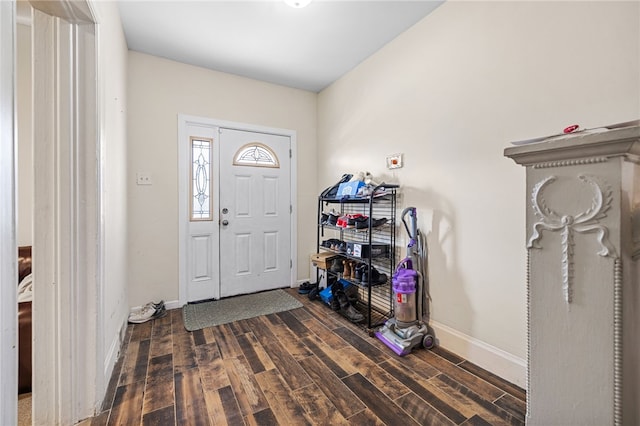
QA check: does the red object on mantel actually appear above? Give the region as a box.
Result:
[563,124,580,134]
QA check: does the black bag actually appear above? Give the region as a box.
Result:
[320,174,352,199]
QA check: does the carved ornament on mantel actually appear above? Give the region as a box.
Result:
[528,174,617,303]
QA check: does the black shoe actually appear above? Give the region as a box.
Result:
[308,287,320,301]
[298,281,317,294]
[355,217,388,230]
[329,258,343,273]
[336,291,364,323]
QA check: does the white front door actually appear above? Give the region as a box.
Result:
[180,117,294,302]
[218,128,291,298]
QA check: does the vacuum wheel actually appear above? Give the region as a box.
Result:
[422,334,435,349]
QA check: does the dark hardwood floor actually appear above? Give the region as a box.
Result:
[79,289,525,426]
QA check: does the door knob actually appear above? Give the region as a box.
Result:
[221,220,229,226]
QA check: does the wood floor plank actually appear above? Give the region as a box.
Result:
[289,306,313,322]
[218,384,245,426]
[142,404,176,426]
[107,381,145,426]
[414,350,506,402]
[301,336,350,378]
[149,323,173,358]
[192,329,207,346]
[301,316,349,350]
[101,339,127,412]
[175,368,211,426]
[211,324,244,359]
[130,321,153,342]
[291,383,350,425]
[298,355,365,418]
[244,407,278,426]
[461,414,494,426]
[142,371,174,415]
[255,369,312,426]
[262,314,314,361]
[119,339,151,386]
[334,346,409,400]
[262,340,313,391]
[333,327,388,364]
[199,386,228,426]
[395,391,456,426]
[494,393,526,420]
[458,361,526,402]
[173,331,197,374]
[432,374,524,426]
[148,353,173,377]
[381,361,468,424]
[236,333,268,374]
[89,410,110,426]
[223,356,270,417]
[431,346,465,365]
[197,343,231,392]
[275,310,311,337]
[342,373,420,426]
[345,409,385,425]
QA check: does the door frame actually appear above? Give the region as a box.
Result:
[31,1,101,424]
[178,114,298,304]
[0,2,18,425]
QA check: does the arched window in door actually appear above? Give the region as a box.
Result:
[233,142,280,168]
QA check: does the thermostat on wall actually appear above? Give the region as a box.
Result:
[386,153,403,169]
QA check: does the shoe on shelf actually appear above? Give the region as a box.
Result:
[330,258,344,273]
[335,290,364,323]
[361,266,388,286]
[355,217,388,230]
[327,211,339,226]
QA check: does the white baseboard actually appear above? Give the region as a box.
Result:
[430,319,526,388]
[103,320,127,381]
[164,299,181,310]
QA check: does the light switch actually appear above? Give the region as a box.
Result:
[136,172,152,185]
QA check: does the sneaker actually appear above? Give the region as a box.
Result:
[128,304,160,324]
[336,215,349,228]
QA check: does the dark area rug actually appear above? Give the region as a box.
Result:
[182,288,303,331]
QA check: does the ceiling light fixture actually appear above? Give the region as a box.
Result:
[284,0,313,8]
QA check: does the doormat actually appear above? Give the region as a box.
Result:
[182,288,303,331]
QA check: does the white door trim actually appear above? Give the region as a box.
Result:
[0,2,18,425]
[178,114,298,305]
[31,2,100,424]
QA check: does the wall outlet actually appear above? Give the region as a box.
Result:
[386,153,403,169]
[136,172,152,185]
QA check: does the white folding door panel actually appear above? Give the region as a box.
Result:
[219,128,291,298]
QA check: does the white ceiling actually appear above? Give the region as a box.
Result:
[117,1,444,92]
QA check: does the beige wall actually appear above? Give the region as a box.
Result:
[127,51,317,307]
[16,22,31,246]
[94,0,130,393]
[318,0,639,377]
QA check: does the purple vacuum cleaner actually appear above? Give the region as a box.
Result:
[375,207,434,356]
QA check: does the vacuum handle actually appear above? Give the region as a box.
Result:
[401,207,417,240]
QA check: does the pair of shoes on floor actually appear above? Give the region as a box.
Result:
[298,281,318,294]
[128,300,166,324]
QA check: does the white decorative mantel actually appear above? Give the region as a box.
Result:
[505,124,639,426]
